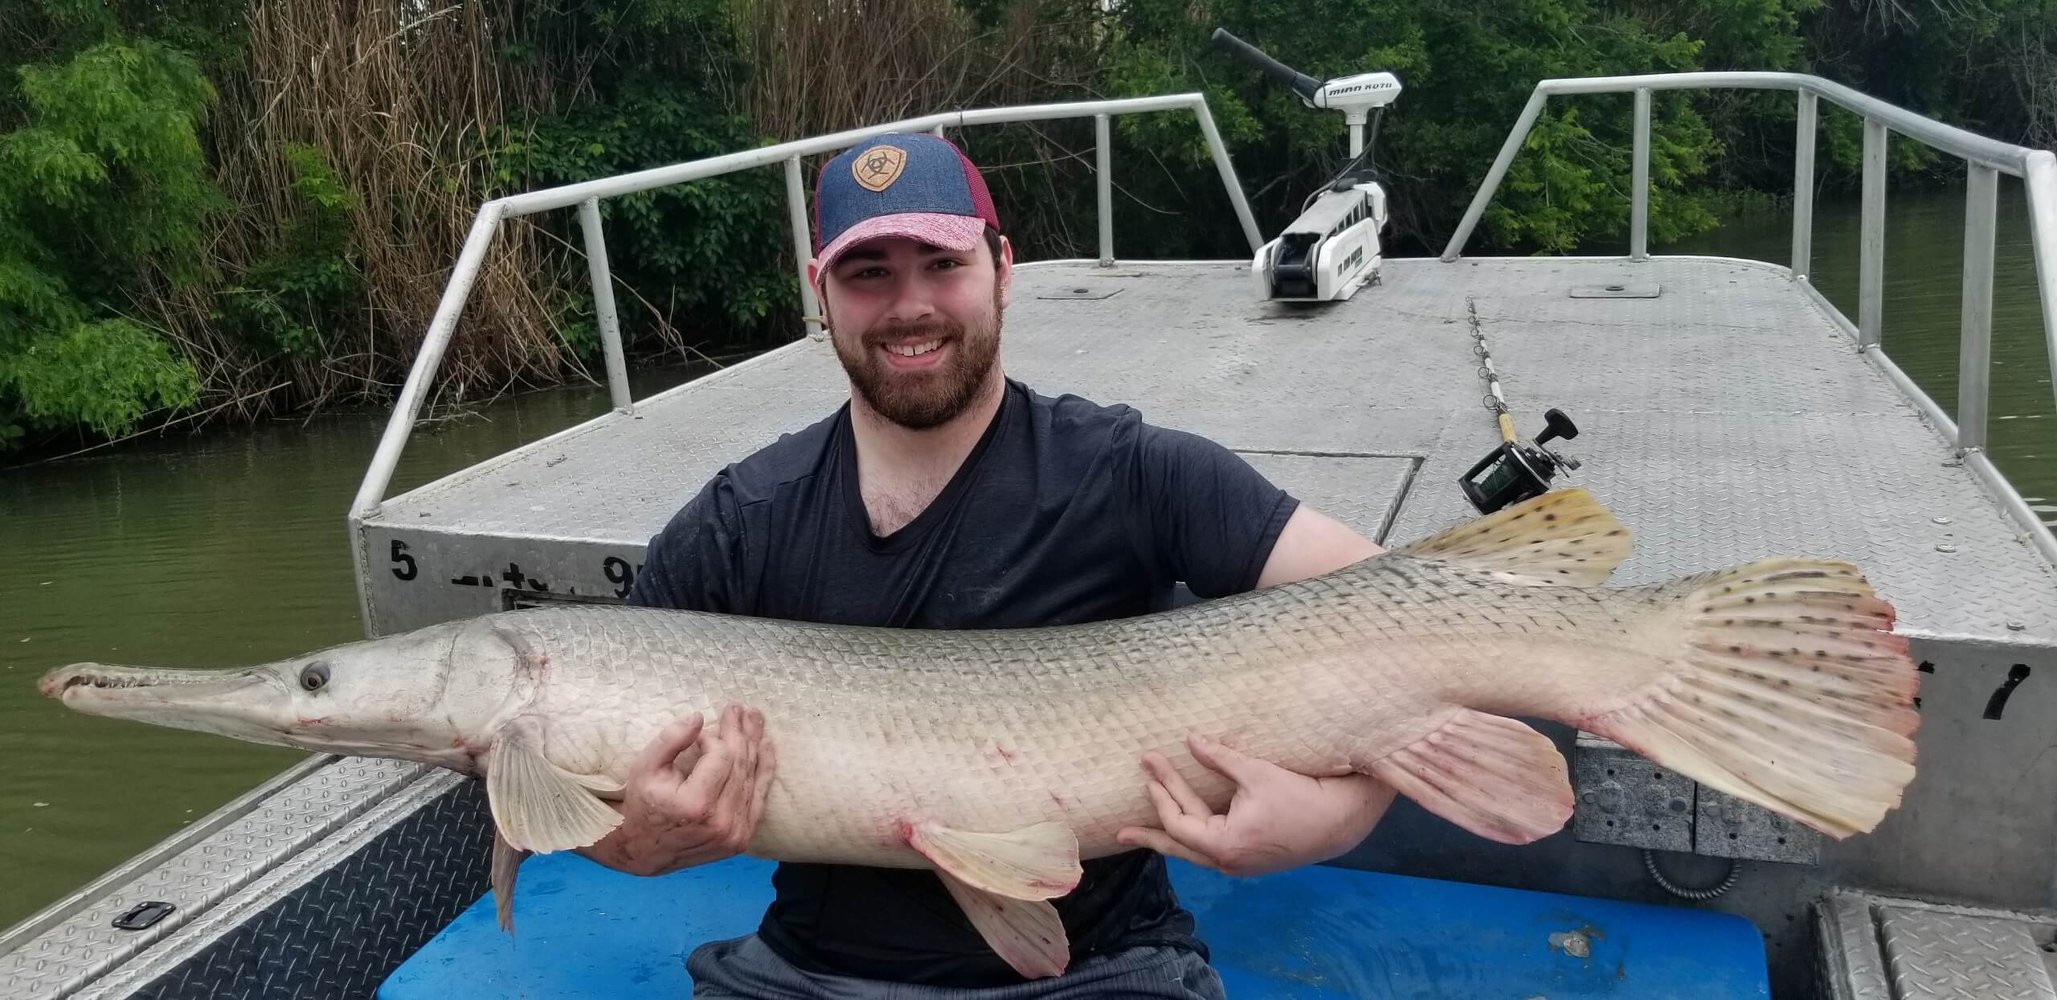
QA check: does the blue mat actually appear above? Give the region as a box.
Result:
[380,853,1768,998]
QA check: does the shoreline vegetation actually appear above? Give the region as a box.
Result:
[4,0,2053,459]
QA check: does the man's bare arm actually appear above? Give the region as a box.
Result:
[1119,502,1395,874]
[1256,505,1383,588]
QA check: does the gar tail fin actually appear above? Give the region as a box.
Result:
[1582,558,1920,838]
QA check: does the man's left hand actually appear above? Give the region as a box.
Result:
[1114,735,1396,877]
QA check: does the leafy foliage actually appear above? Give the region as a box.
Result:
[491,85,790,359]
[3,0,2055,453]
[214,143,360,360]
[0,35,216,444]
[470,0,794,361]
[1099,0,1820,255]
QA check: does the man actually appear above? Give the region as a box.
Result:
[583,132,1397,997]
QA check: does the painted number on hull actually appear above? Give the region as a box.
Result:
[604,556,638,598]
[453,562,553,592]
[390,540,418,580]
[387,535,634,600]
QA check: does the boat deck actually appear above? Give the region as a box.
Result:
[359,255,2057,643]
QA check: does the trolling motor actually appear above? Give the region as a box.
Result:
[1459,408,1582,514]
[1210,29,1401,302]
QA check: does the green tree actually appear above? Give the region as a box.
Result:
[489,0,792,358]
[3,0,2054,455]
[0,33,220,445]
[1098,0,1819,255]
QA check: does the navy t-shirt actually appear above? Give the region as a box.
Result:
[627,377,1298,986]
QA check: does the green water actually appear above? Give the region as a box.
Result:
[1,189,2052,932]
[0,368,700,930]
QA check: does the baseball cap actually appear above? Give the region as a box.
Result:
[812,132,1000,277]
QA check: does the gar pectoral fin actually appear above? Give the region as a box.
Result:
[484,725,622,854]
[908,820,1079,979]
[491,828,529,933]
[907,819,1081,899]
[1363,708,1574,844]
[936,869,1069,979]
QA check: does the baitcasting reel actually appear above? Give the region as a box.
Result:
[1459,408,1582,514]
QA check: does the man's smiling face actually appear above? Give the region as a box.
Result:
[813,231,1010,430]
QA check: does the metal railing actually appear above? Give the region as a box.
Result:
[1440,71,2057,565]
[346,93,1261,530]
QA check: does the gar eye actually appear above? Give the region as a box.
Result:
[299,662,330,692]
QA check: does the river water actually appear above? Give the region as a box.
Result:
[1,189,2051,931]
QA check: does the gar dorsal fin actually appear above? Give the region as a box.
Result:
[1393,487,1630,585]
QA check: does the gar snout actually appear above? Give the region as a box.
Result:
[40,663,250,700]
[42,664,150,698]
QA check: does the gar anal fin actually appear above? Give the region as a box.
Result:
[1361,708,1574,843]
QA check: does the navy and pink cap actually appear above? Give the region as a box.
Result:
[812,132,1000,276]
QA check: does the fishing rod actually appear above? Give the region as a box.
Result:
[1456,297,1582,513]
[1213,31,1583,512]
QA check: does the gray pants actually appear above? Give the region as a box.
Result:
[685,934,1227,1000]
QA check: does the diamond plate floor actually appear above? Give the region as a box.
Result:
[1881,907,2057,999]
[0,757,425,1000]
[1818,888,2057,1000]
[366,256,2057,643]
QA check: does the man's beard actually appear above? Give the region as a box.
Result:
[830,298,1001,430]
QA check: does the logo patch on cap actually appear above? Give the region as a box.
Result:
[851,145,908,192]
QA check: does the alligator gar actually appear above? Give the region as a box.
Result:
[39,488,1919,978]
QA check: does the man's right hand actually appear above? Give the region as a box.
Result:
[578,702,776,877]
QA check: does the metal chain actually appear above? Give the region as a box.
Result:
[1642,849,1742,901]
